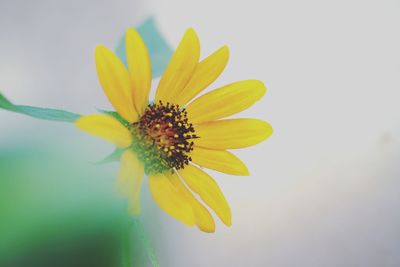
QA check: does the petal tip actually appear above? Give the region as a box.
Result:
[74,117,84,129]
[264,121,274,137]
[258,120,273,143]
[94,45,108,55]
[184,28,200,46]
[185,27,198,36]
[74,114,95,129]
[224,216,232,227]
[126,28,142,43]
[219,45,230,65]
[250,80,267,96]
[259,81,267,94]
[220,45,230,56]
[126,27,139,35]
[242,168,250,176]
[235,163,250,176]
[199,226,216,233]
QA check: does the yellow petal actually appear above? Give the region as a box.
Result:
[126,28,152,115]
[149,173,195,226]
[116,150,144,214]
[167,172,215,233]
[95,45,138,122]
[75,114,132,148]
[178,165,231,226]
[195,119,273,149]
[175,46,229,106]
[186,80,266,124]
[155,28,200,103]
[190,147,249,176]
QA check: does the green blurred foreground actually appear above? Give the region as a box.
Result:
[0,17,168,267]
[0,143,149,267]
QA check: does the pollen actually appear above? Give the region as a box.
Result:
[130,101,198,174]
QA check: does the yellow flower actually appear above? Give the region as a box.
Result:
[76,28,273,233]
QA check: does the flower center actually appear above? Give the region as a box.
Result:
[130,101,198,175]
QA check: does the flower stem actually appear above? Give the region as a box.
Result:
[131,218,160,267]
[122,219,133,267]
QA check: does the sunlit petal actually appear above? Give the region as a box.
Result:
[175,46,229,106]
[75,114,132,148]
[116,150,144,214]
[195,119,273,149]
[149,173,195,226]
[95,45,138,122]
[126,28,152,115]
[155,28,200,103]
[186,80,266,124]
[168,172,215,233]
[190,147,249,176]
[178,165,231,226]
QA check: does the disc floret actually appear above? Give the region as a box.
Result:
[130,101,198,174]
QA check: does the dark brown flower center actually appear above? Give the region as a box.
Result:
[130,101,198,174]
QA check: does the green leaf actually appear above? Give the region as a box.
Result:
[116,17,173,78]
[0,143,130,266]
[0,92,81,123]
[14,105,80,122]
[96,147,125,165]
[0,93,18,111]
[132,219,160,267]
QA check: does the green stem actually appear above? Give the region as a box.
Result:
[132,218,160,267]
[122,219,133,267]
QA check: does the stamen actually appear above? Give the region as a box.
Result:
[130,101,198,174]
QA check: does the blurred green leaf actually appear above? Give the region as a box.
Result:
[96,147,125,165]
[132,219,160,267]
[0,93,18,111]
[15,105,80,122]
[0,143,156,267]
[0,18,170,264]
[0,145,127,266]
[0,92,81,122]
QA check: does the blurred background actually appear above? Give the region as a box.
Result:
[1,0,400,266]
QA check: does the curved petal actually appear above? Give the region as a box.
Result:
[175,46,229,106]
[148,173,195,226]
[168,172,215,233]
[95,45,138,122]
[195,119,273,149]
[155,28,200,103]
[75,114,132,148]
[116,150,144,214]
[186,80,266,124]
[126,28,152,115]
[190,147,249,176]
[178,165,231,226]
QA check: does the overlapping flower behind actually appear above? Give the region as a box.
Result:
[76,28,273,232]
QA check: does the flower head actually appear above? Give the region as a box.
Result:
[76,28,273,232]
